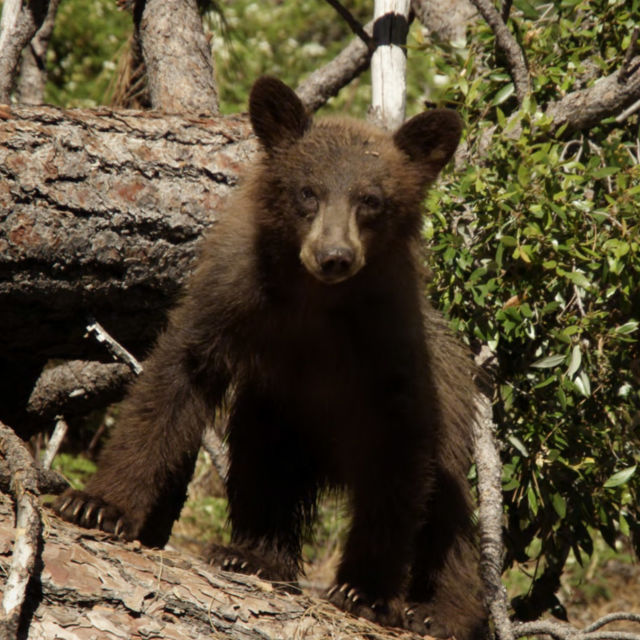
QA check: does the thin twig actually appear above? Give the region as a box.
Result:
[41,416,68,471]
[513,618,640,640]
[468,0,530,104]
[585,613,640,633]
[616,96,640,123]
[618,27,640,84]
[501,0,513,23]
[85,317,143,375]
[324,0,372,50]
[0,420,42,638]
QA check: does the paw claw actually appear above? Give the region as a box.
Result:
[96,508,104,528]
[59,497,72,513]
[71,501,83,519]
[83,504,95,523]
[327,584,338,598]
[114,517,124,538]
[339,582,349,593]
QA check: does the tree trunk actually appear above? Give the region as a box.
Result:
[138,0,219,114]
[0,491,419,640]
[0,105,254,364]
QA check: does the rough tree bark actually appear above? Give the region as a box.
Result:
[0,491,422,640]
[15,0,60,105]
[138,0,219,114]
[0,0,49,103]
[0,106,254,364]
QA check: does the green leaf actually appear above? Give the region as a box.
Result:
[566,271,591,289]
[508,435,530,457]
[566,345,581,378]
[552,493,567,518]
[532,354,566,368]
[603,465,636,488]
[591,166,620,179]
[492,83,515,106]
[614,321,638,336]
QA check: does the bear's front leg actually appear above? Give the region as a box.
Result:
[208,385,320,588]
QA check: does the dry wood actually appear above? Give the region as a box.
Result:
[473,394,514,640]
[27,361,134,423]
[0,0,49,103]
[0,421,42,639]
[138,0,218,114]
[296,21,374,112]
[0,106,255,365]
[370,0,411,131]
[545,55,640,132]
[0,490,425,640]
[468,0,530,104]
[15,0,61,105]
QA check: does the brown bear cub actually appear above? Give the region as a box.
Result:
[56,77,486,639]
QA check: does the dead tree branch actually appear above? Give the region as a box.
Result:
[296,21,374,112]
[0,106,255,365]
[513,615,640,640]
[544,54,640,132]
[0,420,42,639]
[468,0,530,104]
[16,0,61,105]
[0,0,50,103]
[138,0,218,113]
[0,459,68,495]
[41,416,68,471]
[86,318,143,375]
[324,0,372,49]
[27,361,134,423]
[473,393,514,640]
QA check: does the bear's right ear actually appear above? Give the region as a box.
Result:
[249,77,311,151]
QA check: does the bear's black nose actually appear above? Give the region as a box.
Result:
[318,247,355,277]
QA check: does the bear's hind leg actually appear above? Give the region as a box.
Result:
[407,469,487,640]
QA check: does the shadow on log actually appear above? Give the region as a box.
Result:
[0,106,255,433]
[0,106,255,363]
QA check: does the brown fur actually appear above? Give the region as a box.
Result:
[56,77,486,639]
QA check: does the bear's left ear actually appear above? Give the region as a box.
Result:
[393,109,462,178]
[249,76,311,151]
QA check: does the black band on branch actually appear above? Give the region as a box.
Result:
[372,12,409,51]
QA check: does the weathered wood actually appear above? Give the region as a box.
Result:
[0,491,422,640]
[139,0,219,114]
[0,105,255,364]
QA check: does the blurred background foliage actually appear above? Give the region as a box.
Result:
[32,0,640,621]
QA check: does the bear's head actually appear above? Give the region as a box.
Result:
[249,77,462,285]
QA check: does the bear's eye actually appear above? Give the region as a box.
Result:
[298,186,319,216]
[359,192,383,214]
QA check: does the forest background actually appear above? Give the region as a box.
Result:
[2,0,640,631]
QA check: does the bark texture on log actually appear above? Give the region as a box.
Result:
[0,492,420,640]
[0,106,255,364]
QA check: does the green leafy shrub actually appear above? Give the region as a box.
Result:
[421,0,640,618]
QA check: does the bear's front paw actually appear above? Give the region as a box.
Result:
[326,583,403,627]
[207,543,299,586]
[403,603,454,638]
[54,490,135,539]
